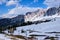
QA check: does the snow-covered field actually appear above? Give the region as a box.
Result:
[0,16,60,40]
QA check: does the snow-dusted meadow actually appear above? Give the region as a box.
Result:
[0,16,60,40]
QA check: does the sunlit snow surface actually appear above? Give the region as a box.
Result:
[1,16,60,40]
[15,17,60,33]
[13,17,60,40]
[0,34,11,40]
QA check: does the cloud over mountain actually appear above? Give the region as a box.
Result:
[44,0,60,7]
[1,6,40,18]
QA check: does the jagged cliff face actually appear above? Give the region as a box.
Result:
[45,7,57,16]
[45,6,60,16]
[25,9,45,22]
[57,6,60,15]
[25,6,60,22]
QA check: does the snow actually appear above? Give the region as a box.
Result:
[14,16,60,32]
[13,17,60,40]
[25,14,60,22]
[0,34,11,40]
[1,16,60,40]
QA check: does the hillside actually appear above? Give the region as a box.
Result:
[2,16,60,40]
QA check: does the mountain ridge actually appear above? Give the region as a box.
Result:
[0,6,60,31]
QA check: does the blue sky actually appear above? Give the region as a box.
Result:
[20,0,47,8]
[0,0,60,18]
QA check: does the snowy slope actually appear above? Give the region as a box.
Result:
[6,16,59,35]
[14,16,60,32]
[2,16,60,40]
[0,34,11,40]
[7,16,60,40]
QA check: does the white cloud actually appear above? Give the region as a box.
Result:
[6,0,17,6]
[6,0,20,6]
[0,0,42,18]
[1,6,41,18]
[34,0,38,3]
[0,0,7,5]
[0,0,21,6]
[44,0,60,7]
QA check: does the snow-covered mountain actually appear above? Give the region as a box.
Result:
[25,9,45,22]
[45,6,60,16]
[45,7,57,16]
[0,6,60,40]
[0,6,60,30]
[25,6,60,22]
